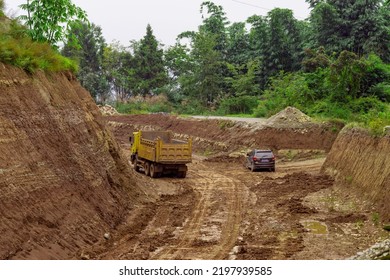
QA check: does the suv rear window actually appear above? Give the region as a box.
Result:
[255,150,273,156]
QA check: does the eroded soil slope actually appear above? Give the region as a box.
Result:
[0,65,151,259]
[323,127,390,223]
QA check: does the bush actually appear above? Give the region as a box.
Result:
[365,110,390,137]
[217,96,259,115]
[0,19,78,73]
[368,82,390,102]
[176,98,209,115]
[350,97,386,114]
[115,94,173,114]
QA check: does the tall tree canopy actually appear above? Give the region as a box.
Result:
[62,22,109,102]
[133,24,168,96]
[308,0,390,61]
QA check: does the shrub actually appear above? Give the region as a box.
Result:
[115,94,173,114]
[350,97,386,114]
[368,82,390,102]
[0,18,78,73]
[217,96,259,115]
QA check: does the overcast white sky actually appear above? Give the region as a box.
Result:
[5,0,311,47]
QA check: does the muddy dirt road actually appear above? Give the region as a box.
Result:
[86,151,387,260]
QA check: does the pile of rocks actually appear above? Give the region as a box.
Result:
[349,239,390,260]
[265,106,314,129]
[98,104,119,116]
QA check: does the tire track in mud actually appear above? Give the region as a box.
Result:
[151,165,245,260]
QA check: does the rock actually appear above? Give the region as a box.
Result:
[98,105,119,116]
[382,224,390,231]
[81,254,90,260]
[104,233,111,240]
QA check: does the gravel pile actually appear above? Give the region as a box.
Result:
[98,104,119,116]
[349,239,390,260]
[265,106,314,129]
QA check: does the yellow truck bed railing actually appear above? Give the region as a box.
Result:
[133,131,192,164]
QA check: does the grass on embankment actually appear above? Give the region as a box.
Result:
[0,15,78,73]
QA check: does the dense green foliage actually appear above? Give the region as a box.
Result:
[0,17,77,73]
[0,0,4,16]
[62,22,108,101]
[133,24,168,96]
[0,0,84,73]
[2,1,389,133]
[18,0,88,47]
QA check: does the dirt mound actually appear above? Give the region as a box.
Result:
[98,104,119,116]
[323,127,390,222]
[265,107,313,128]
[0,64,150,259]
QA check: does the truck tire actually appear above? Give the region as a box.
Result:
[144,162,150,176]
[134,160,140,172]
[177,171,187,178]
[150,163,158,178]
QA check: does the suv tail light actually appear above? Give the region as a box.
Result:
[253,156,257,161]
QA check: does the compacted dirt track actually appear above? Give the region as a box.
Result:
[83,113,388,260]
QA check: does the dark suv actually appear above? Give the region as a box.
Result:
[245,149,275,172]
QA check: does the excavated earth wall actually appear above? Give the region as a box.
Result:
[106,114,342,153]
[0,64,149,259]
[322,127,390,223]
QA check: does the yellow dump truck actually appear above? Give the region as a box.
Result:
[129,130,192,178]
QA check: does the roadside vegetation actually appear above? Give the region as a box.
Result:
[1,1,390,133]
[0,0,84,73]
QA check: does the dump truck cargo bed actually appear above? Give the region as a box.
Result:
[130,130,192,178]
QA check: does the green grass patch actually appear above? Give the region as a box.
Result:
[0,19,78,73]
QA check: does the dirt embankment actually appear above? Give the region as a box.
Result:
[0,64,150,259]
[106,113,342,154]
[322,127,390,223]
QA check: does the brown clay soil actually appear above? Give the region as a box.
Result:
[2,65,388,261]
[79,114,389,260]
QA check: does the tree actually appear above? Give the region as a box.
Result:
[164,43,194,103]
[200,1,229,55]
[19,0,88,46]
[308,2,340,53]
[225,59,260,97]
[62,22,109,102]
[226,22,250,65]
[103,41,135,102]
[262,8,304,84]
[133,24,167,96]
[247,15,268,60]
[193,29,225,107]
[309,0,390,62]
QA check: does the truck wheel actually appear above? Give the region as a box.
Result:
[150,163,158,178]
[134,160,140,172]
[144,162,150,176]
[130,155,135,164]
